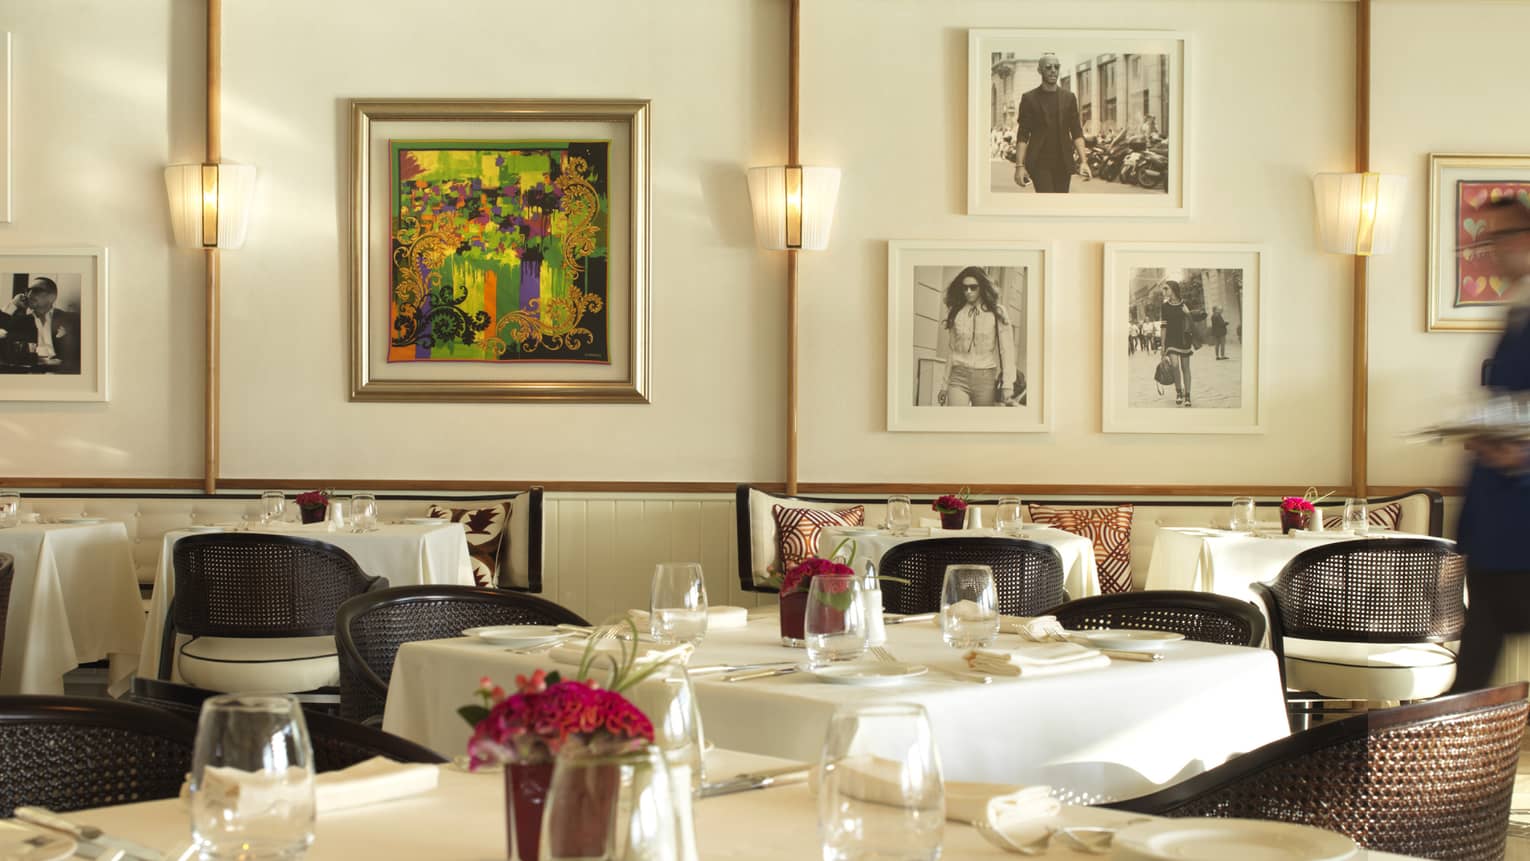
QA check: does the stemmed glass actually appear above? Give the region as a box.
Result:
[540,745,685,861]
[995,496,1023,536]
[805,575,866,667]
[350,493,377,533]
[650,563,708,646]
[818,703,944,861]
[260,491,286,526]
[1342,498,1371,535]
[0,490,18,528]
[1229,497,1257,533]
[886,496,912,536]
[190,693,315,861]
[941,564,999,649]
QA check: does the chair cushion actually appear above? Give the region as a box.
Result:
[1026,504,1134,594]
[770,504,864,575]
[427,502,510,588]
[1283,638,1457,701]
[1319,501,1404,533]
[177,635,340,693]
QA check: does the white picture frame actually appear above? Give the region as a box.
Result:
[967,28,1191,218]
[0,247,109,402]
[1102,242,1263,434]
[1,33,12,223]
[887,240,1053,433]
[1426,153,1530,333]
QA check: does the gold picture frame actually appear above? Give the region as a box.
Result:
[350,99,649,402]
[1427,153,1530,333]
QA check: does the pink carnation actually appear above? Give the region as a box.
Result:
[467,678,654,769]
[779,556,855,595]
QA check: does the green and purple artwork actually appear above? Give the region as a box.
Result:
[388,140,610,364]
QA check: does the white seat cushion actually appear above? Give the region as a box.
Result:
[177,635,339,693]
[1283,638,1457,701]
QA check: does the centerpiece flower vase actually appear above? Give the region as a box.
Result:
[299,505,326,524]
[940,510,965,530]
[505,761,554,861]
[780,589,808,647]
[1279,509,1307,534]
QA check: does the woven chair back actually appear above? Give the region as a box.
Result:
[1267,538,1466,643]
[877,537,1065,616]
[1047,589,1265,647]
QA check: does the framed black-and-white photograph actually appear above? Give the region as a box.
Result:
[887,240,1051,433]
[0,248,108,402]
[967,29,1190,218]
[1102,243,1262,433]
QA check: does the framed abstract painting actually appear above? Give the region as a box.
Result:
[1427,153,1530,332]
[350,99,650,402]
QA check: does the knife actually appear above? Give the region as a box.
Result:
[883,612,936,625]
[688,661,796,677]
[13,807,162,861]
[698,765,811,798]
[721,665,801,682]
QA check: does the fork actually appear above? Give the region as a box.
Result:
[869,646,900,664]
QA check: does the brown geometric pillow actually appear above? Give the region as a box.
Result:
[1320,501,1403,532]
[1026,503,1134,594]
[427,502,509,588]
[770,504,865,574]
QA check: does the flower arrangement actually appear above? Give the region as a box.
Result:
[1279,488,1331,533]
[1279,496,1316,515]
[294,490,329,510]
[932,491,970,515]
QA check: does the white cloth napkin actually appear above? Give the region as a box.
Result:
[808,758,1058,842]
[964,642,1110,677]
[187,758,439,816]
[626,606,750,630]
[1003,615,1068,642]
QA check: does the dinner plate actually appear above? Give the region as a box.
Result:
[55,516,104,524]
[810,663,928,686]
[184,525,225,533]
[0,820,76,861]
[1113,817,1357,861]
[403,517,443,525]
[1070,629,1185,651]
[463,625,567,647]
[834,526,881,536]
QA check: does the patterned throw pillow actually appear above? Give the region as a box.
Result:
[428,502,510,588]
[1320,501,1403,532]
[771,504,865,575]
[1026,504,1134,594]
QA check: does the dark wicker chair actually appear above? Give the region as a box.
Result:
[1045,590,1266,647]
[0,695,197,816]
[1250,539,1466,700]
[159,533,385,685]
[336,585,590,724]
[127,677,446,771]
[876,537,1065,616]
[0,553,12,668]
[1108,682,1529,861]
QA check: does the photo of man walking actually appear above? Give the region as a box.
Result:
[1013,53,1091,194]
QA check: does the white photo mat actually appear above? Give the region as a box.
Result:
[0,33,10,223]
[1427,153,1530,333]
[0,247,108,402]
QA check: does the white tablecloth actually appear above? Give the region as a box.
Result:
[137,522,475,680]
[0,522,144,695]
[1144,528,1451,601]
[64,752,1424,860]
[384,614,1287,803]
[818,526,1102,601]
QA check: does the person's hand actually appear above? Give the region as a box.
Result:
[1014,164,1030,187]
[937,390,947,406]
[1466,436,1530,471]
[1077,162,1092,180]
[0,328,7,339]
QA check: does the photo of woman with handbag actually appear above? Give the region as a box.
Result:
[935,266,1020,407]
[1159,280,1195,407]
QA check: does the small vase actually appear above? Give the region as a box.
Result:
[541,759,623,860]
[940,510,965,530]
[1279,509,1308,534]
[299,505,326,525]
[505,760,554,861]
[779,589,808,646]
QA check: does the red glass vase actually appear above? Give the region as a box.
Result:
[505,761,554,861]
[779,589,808,646]
[1279,508,1309,534]
[940,510,965,529]
[540,761,620,859]
[299,504,326,524]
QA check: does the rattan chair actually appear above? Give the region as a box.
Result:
[0,554,13,668]
[159,533,385,693]
[1045,590,1266,647]
[127,677,446,771]
[1251,539,1466,703]
[876,538,1065,616]
[1108,682,1528,861]
[336,585,591,724]
[0,695,197,816]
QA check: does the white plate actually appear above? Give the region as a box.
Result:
[0,821,76,861]
[1071,629,1185,651]
[184,525,225,533]
[1113,818,1356,861]
[811,663,928,686]
[56,516,105,524]
[403,517,443,525]
[463,625,567,647]
[835,526,881,535]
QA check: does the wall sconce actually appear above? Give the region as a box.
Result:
[1312,171,1406,256]
[164,162,256,250]
[747,164,841,251]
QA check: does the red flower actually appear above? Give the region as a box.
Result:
[779,556,855,595]
[1280,496,1316,513]
[933,494,969,514]
[294,490,329,508]
[467,678,654,769]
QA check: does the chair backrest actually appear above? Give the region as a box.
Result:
[335,585,591,724]
[0,554,12,668]
[171,533,382,638]
[877,537,1065,616]
[127,677,445,771]
[1045,590,1266,647]
[1107,682,1529,861]
[0,695,198,816]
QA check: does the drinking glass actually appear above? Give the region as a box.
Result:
[941,564,999,649]
[0,490,18,528]
[1229,496,1257,533]
[805,574,867,667]
[886,496,912,536]
[627,662,706,795]
[1343,498,1371,535]
[327,498,347,530]
[964,505,985,530]
[260,491,286,526]
[995,496,1023,536]
[650,562,708,646]
[350,493,377,533]
[818,703,943,861]
[540,745,685,861]
[190,693,315,861]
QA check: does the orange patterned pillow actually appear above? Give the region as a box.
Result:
[771,504,865,574]
[1026,504,1134,594]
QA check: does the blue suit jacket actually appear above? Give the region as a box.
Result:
[1458,309,1530,571]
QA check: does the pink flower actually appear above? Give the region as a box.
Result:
[933,494,969,513]
[779,556,855,595]
[465,678,654,769]
[1280,496,1316,513]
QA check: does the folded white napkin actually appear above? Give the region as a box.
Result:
[626,606,749,630]
[547,641,695,668]
[187,757,439,816]
[940,599,998,623]
[808,758,1058,842]
[964,642,1110,677]
[1004,615,1068,642]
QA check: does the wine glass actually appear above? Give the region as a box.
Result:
[995,496,1023,536]
[818,703,944,861]
[941,564,999,649]
[805,575,867,667]
[650,563,708,646]
[260,491,286,526]
[886,496,912,536]
[627,662,706,795]
[540,745,685,861]
[190,693,315,861]
[0,490,18,528]
[1229,496,1256,533]
[1343,498,1371,535]
[350,493,377,533]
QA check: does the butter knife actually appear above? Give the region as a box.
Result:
[722,665,801,682]
[688,661,796,677]
[698,765,810,798]
[14,807,162,861]
[883,612,936,625]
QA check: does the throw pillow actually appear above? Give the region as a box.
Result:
[427,502,510,588]
[771,504,865,575]
[1026,504,1134,594]
[1320,501,1403,532]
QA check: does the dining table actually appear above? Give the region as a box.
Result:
[136,520,476,681]
[383,611,1289,804]
[0,520,145,696]
[817,525,1103,600]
